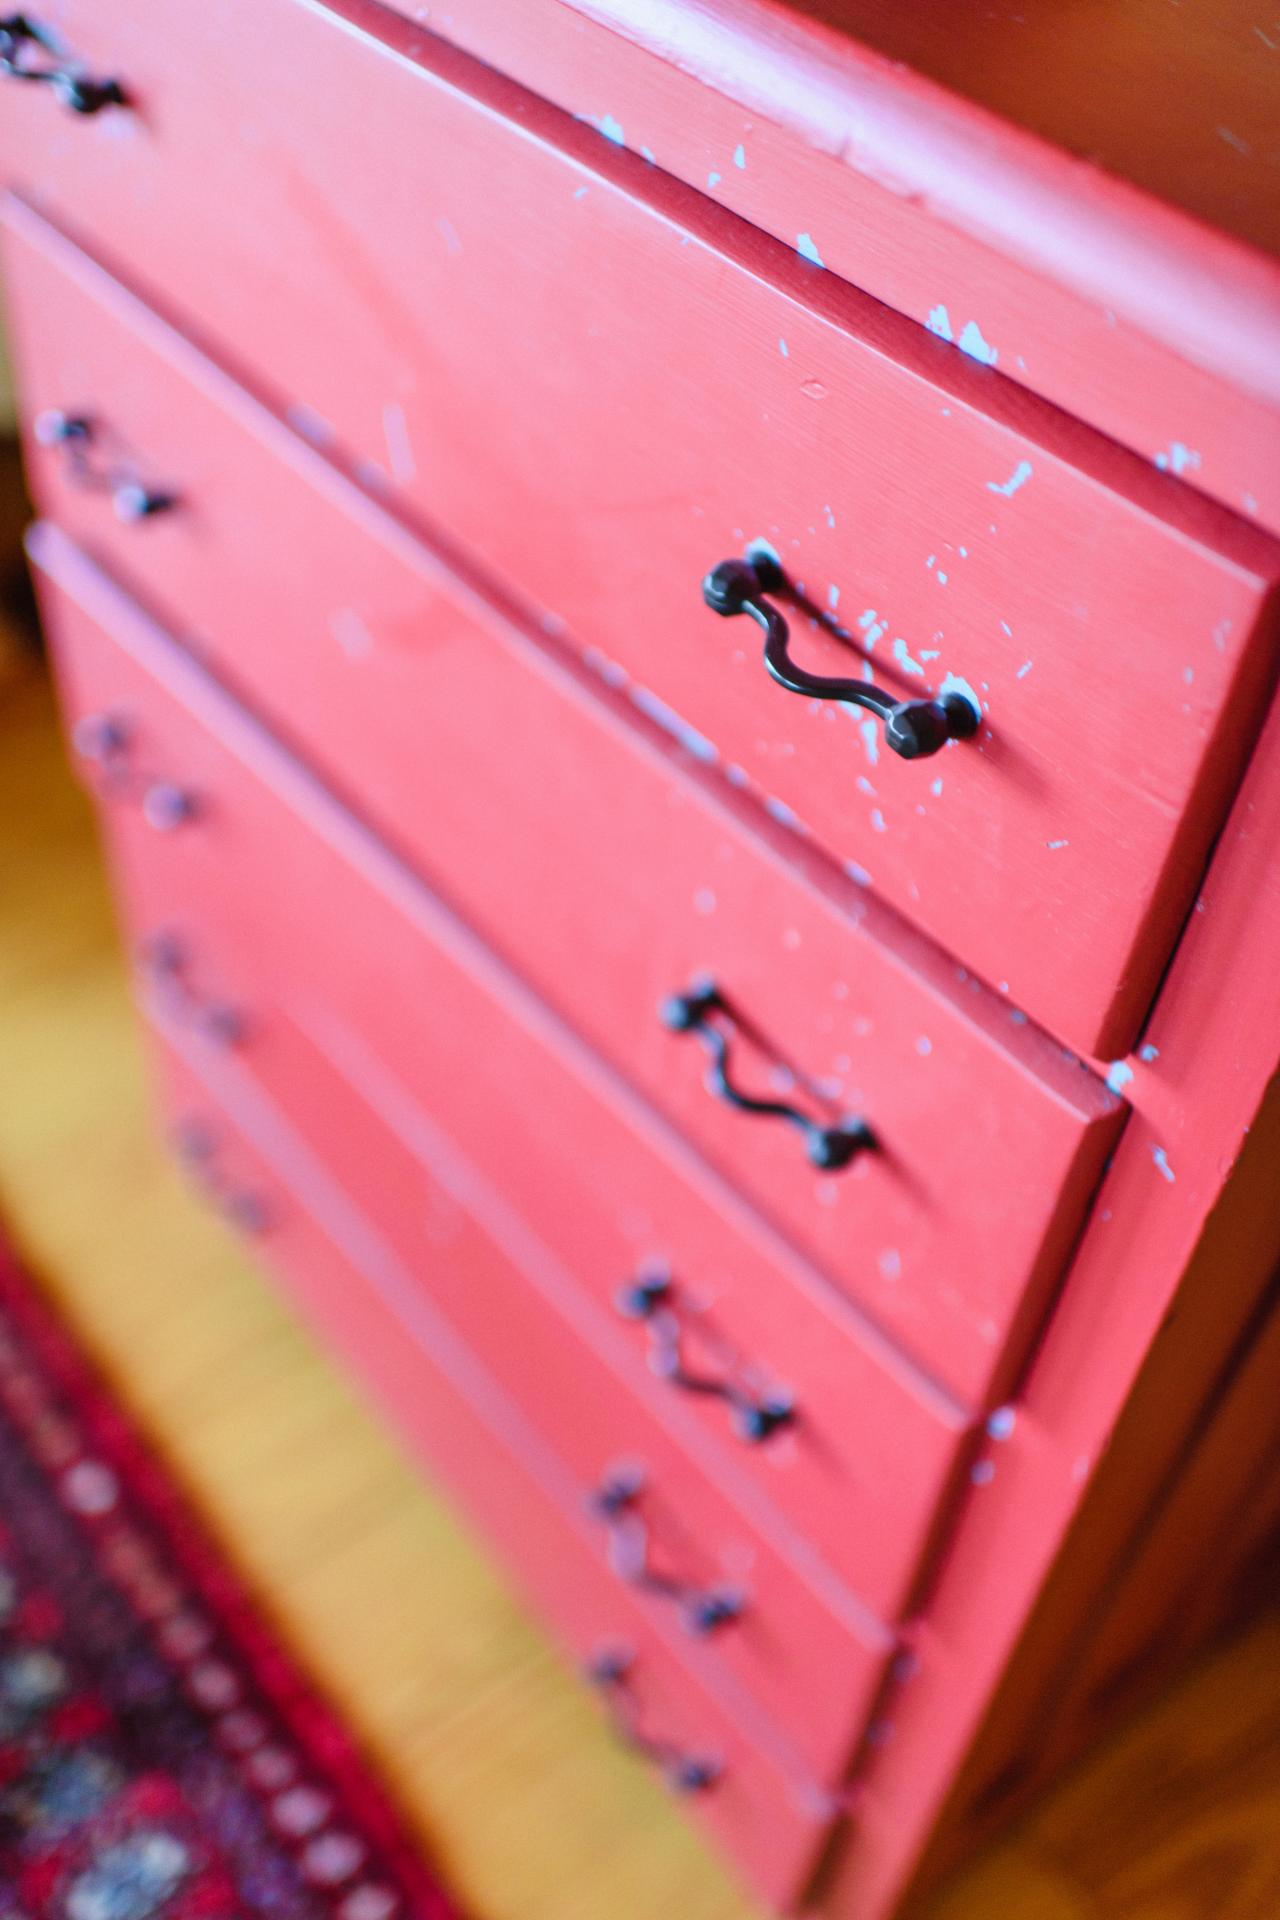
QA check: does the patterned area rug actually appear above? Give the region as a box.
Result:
[0,1246,462,1920]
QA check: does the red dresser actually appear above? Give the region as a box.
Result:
[4,3,1280,1912]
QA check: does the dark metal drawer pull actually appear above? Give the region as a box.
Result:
[660,978,873,1171]
[591,1466,745,1636]
[72,711,197,832]
[584,1647,720,1793]
[172,1117,272,1235]
[0,14,126,112]
[141,934,247,1052]
[36,413,176,521]
[617,1267,795,1444]
[703,548,980,760]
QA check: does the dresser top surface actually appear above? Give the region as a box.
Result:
[780,0,1279,262]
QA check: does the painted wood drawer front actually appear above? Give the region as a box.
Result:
[143,1033,840,1910]
[142,996,897,1792]
[7,203,1123,1413]
[3,4,1279,1061]
[30,519,966,1647]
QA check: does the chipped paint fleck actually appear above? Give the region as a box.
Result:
[1105,1060,1134,1095]
[926,304,952,341]
[987,460,1033,498]
[733,143,746,168]
[1046,838,1069,851]
[796,232,824,266]
[595,113,625,145]
[859,717,880,766]
[778,337,789,358]
[870,808,887,833]
[1152,1146,1177,1183]
[1016,660,1033,679]
[957,320,998,365]
[892,638,926,679]
[987,1407,1016,1441]
[572,184,590,200]
[828,584,840,611]
[930,777,943,797]
[1154,441,1201,475]
[915,1036,932,1056]
[1139,1043,1160,1062]
[707,170,721,188]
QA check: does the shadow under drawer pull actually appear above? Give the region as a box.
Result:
[584,1646,721,1793]
[616,1267,795,1444]
[702,548,979,761]
[36,412,176,521]
[0,14,127,111]
[591,1465,745,1636]
[660,978,874,1171]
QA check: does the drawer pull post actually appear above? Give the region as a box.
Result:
[660,979,873,1171]
[702,550,979,760]
[585,1647,721,1792]
[617,1268,795,1444]
[0,14,126,112]
[592,1466,745,1636]
[35,412,176,521]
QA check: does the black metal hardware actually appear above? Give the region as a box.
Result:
[584,1646,720,1793]
[702,549,980,760]
[591,1465,744,1636]
[142,934,247,1052]
[172,1115,272,1236]
[0,14,126,111]
[660,978,873,1171]
[72,711,198,831]
[616,1267,795,1443]
[35,412,176,520]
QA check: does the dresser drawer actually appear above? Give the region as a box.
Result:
[146,996,896,1789]
[4,1,1278,1059]
[31,520,967,1636]
[9,207,1123,1412]
[145,1032,841,1909]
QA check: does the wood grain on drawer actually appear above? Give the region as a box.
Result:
[143,1032,842,1910]
[3,5,1278,1056]
[30,520,967,1643]
[8,208,1124,1412]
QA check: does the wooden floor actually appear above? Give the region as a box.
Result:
[3,642,1280,1920]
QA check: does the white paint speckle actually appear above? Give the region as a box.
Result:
[1152,1146,1176,1183]
[936,571,949,586]
[869,808,887,833]
[987,460,1033,498]
[707,170,721,188]
[926,304,953,342]
[596,113,625,145]
[779,337,789,358]
[915,1036,932,1056]
[1016,660,1033,679]
[823,504,836,529]
[1139,1043,1160,1063]
[572,184,590,200]
[329,607,374,661]
[892,637,926,679]
[1105,1060,1134,1095]
[957,320,998,365]
[859,718,880,766]
[845,861,873,888]
[733,143,746,169]
[1154,442,1201,475]
[381,401,416,484]
[828,584,840,611]
[930,777,943,797]
[1046,839,1069,851]
[796,232,824,266]
[987,1407,1016,1441]
[940,672,982,721]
